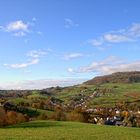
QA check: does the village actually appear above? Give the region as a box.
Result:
[0,85,140,127]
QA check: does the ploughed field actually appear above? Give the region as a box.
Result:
[0,120,140,140]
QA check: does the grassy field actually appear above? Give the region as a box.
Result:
[0,120,140,140]
[54,83,140,107]
[6,83,140,108]
[88,83,140,107]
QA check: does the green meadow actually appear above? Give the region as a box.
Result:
[0,120,140,140]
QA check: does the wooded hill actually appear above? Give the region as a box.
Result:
[84,71,140,85]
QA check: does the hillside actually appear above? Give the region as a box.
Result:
[0,72,140,128]
[84,71,140,85]
[0,120,140,140]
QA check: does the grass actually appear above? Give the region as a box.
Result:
[27,93,49,100]
[0,120,140,140]
[29,107,54,118]
[7,83,140,108]
[53,83,140,107]
[9,98,31,104]
[86,83,140,107]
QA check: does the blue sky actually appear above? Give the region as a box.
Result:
[0,0,140,89]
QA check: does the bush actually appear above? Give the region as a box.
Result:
[51,110,66,121]
[6,111,18,125]
[37,113,48,120]
[66,112,85,122]
[6,111,27,125]
[0,107,7,127]
[16,113,26,123]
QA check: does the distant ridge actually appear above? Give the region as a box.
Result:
[84,71,140,85]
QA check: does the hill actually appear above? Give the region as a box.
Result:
[0,120,140,140]
[0,71,140,128]
[84,71,140,85]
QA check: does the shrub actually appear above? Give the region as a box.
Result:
[6,111,18,125]
[37,113,48,120]
[6,111,27,125]
[66,112,85,122]
[51,110,66,121]
[0,107,7,127]
[16,113,26,123]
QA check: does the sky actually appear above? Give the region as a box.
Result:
[0,0,140,89]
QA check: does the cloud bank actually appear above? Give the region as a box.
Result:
[0,78,86,90]
[70,56,140,75]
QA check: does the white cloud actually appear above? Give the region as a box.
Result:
[128,23,140,37]
[0,78,86,90]
[64,18,79,28]
[27,50,47,58]
[4,59,39,69]
[68,68,74,73]
[88,38,104,47]
[0,19,43,37]
[6,20,28,32]
[0,20,34,37]
[4,50,46,69]
[88,23,140,47]
[72,56,140,75]
[64,53,83,60]
[104,34,130,43]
